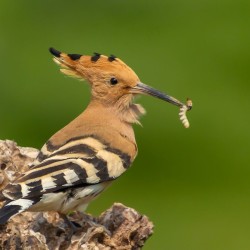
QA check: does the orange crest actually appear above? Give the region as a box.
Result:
[49,48,139,87]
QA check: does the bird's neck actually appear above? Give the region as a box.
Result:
[82,100,144,142]
[88,98,146,125]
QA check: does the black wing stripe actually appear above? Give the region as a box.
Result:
[49,144,95,157]
[35,159,62,168]
[25,180,43,198]
[106,148,131,169]
[53,173,68,187]
[45,136,104,152]
[19,161,88,183]
[84,157,110,181]
[27,171,85,197]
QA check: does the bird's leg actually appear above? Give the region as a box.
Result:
[60,213,80,239]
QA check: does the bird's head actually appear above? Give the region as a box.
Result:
[49,48,191,124]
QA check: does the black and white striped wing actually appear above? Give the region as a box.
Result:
[3,136,131,201]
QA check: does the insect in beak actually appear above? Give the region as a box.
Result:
[131,82,192,128]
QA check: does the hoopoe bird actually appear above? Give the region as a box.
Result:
[0,48,192,226]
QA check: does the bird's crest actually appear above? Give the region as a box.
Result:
[49,47,138,85]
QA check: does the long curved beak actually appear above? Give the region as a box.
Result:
[131,82,191,110]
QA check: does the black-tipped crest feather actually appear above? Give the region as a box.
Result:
[49,47,61,57]
[91,52,101,62]
[108,55,116,62]
[68,53,82,60]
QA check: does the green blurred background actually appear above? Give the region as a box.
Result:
[0,1,250,249]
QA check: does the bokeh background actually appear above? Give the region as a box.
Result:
[0,1,250,249]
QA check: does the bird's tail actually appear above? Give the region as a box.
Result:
[0,199,34,225]
[0,204,21,225]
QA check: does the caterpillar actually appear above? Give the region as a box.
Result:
[179,98,192,128]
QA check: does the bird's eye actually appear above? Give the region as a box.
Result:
[110,77,118,85]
